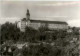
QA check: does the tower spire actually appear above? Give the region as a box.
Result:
[26,9,30,20]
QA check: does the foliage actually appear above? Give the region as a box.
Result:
[21,43,63,56]
[1,22,20,43]
[1,22,79,56]
[23,26,38,42]
[72,27,79,35]
[38,26,49,32]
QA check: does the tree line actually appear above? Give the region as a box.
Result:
[0,22,70,43]
[0,22,79,56]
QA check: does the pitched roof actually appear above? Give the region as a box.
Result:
[30,19,68,25]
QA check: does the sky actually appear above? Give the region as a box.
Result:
[0,1,80,27]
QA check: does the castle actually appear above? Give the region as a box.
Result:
[18,9,68,32]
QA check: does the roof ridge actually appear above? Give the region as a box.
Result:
[30,19,68,25]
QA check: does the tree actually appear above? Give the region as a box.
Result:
[24,26,38,42]
[38,26,49,32]
[72,27,79,35]
[1,22,20,43]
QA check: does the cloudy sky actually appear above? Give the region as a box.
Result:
[0,1,80,27]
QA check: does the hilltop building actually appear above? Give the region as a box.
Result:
[18,9,68,32]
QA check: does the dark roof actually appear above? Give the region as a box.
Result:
[30,19,68,25]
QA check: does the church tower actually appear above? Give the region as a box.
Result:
[26,9,30,20]
[26,9,30,27]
